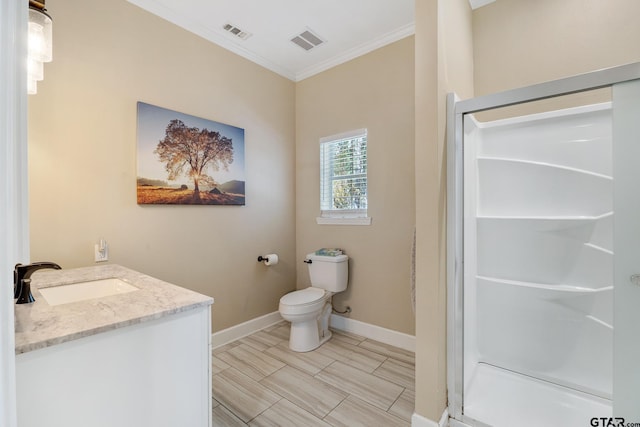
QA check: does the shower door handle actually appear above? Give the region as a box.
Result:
[629,274,640,286]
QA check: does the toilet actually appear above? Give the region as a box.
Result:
[279,252,348,352]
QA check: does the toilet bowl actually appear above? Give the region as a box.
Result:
[279,252,348,352]
[279,287,333,352]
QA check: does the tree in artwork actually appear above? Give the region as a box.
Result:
[154,119,234,201]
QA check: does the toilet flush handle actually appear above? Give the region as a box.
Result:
[303,259,312,264]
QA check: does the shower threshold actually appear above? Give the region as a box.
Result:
[463,364,611,427]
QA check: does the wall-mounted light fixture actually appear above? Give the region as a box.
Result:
[28,0,52,95]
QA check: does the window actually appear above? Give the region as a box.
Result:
[318,129,371,225]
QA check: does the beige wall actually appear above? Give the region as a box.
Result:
[413,0,441,420]
[473,0,640,121]
[414,0,474,421]
[28,0,296,332]
[295,37,416,335]
[474,0,640,95]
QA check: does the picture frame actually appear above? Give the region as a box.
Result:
[136,102,245,205]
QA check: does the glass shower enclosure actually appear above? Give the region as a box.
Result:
[447,63,640,427]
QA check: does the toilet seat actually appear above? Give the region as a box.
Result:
[280,287,325,306]
[279,287,328,317]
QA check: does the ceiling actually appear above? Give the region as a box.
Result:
[127,0,495,82]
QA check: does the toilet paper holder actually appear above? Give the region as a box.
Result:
[258,253,278,266]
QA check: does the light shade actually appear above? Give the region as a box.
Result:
[28,1,53,95]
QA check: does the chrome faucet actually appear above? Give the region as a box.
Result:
[14,262,62,304]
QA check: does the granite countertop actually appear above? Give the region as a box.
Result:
[14,264,213,354]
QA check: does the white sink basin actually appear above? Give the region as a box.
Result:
[39,278,139,306]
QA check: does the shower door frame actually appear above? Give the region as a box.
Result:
[447,62,640,427]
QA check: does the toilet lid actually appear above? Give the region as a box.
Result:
[280,288,325,306]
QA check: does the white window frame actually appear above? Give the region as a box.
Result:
[316,128,371,225]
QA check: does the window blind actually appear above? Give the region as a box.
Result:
[320,129,367,216]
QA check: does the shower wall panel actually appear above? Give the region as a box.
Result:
[464,104,613,401]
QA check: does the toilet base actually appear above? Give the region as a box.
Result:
[286,302,333,352]
[289,322,332,352]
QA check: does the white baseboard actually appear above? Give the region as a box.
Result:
[330,314,416,352]
[211,311,283,349]
[211,311,416,353]
[412,408,449,427]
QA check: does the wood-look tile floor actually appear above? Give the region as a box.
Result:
[212,321,415,426]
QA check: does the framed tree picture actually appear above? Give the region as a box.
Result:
[136,102,245,205]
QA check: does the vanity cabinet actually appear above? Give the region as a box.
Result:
[14,265,213,427]
[16,306,211,427]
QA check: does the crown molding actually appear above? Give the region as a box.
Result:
[129,0,414,83]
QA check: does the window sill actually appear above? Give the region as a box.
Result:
[316,216,372,226]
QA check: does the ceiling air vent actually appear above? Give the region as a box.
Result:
[223,23,252,40]
[291,29,325,51]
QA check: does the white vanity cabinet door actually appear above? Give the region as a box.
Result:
[16,307,211,427]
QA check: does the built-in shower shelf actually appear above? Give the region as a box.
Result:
[477,212,613,221]
[476,214,613,234]
[477,157,613,180]
[477,275,613,295]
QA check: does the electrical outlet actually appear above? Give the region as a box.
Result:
[94,243,108,262]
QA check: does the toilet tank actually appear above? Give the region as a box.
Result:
[306,253,349,292]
